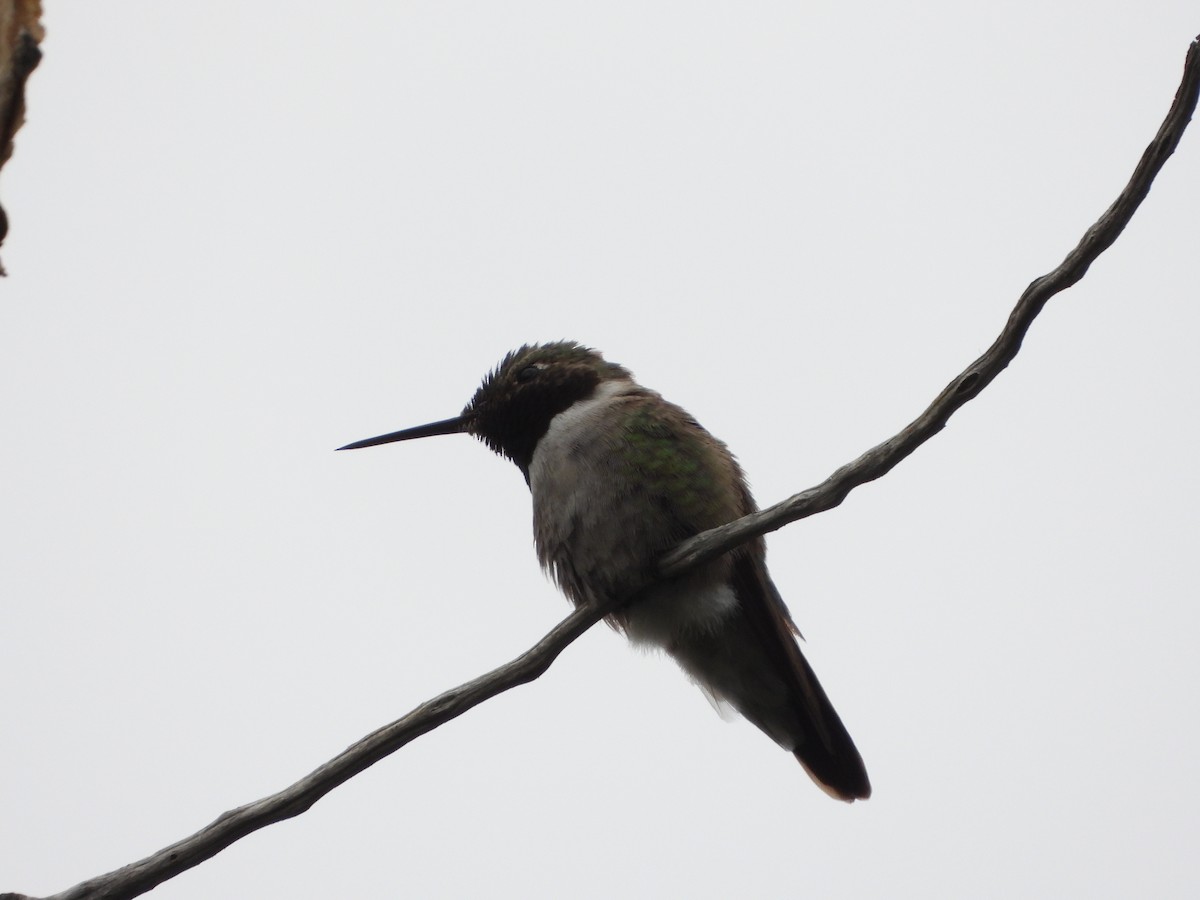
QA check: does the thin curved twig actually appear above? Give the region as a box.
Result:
[23,603,619,900]
[4,31,1197,900]
[661,32,1200,577]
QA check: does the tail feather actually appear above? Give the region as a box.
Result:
[673,554,871,802]
[782,643,871,802]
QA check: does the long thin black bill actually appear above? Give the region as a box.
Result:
[336,415,469,451]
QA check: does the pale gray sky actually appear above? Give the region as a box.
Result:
[3,3,1199,898]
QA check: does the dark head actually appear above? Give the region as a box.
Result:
[338,341,632,477]
[464,342,630,472]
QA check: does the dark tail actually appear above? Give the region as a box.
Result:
[785,645,871,801]
[726,554,870,801]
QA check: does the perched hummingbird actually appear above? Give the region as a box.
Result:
[339,342,870,801]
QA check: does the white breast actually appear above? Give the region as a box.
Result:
[528,377,631,490]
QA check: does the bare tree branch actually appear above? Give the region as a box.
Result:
[0,0,43,276]
[661,33,1200,577]
[4,603,618,900]
[4,31,1197,900]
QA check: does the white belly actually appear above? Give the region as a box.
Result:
[623,580,739,649]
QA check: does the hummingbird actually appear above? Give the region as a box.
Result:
[339,341,870,801]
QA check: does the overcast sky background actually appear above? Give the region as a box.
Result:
[3,3,1199,898]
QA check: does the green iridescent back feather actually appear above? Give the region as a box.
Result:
[619,399,751,539]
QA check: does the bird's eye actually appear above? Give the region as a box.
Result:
[516,364,541,383]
